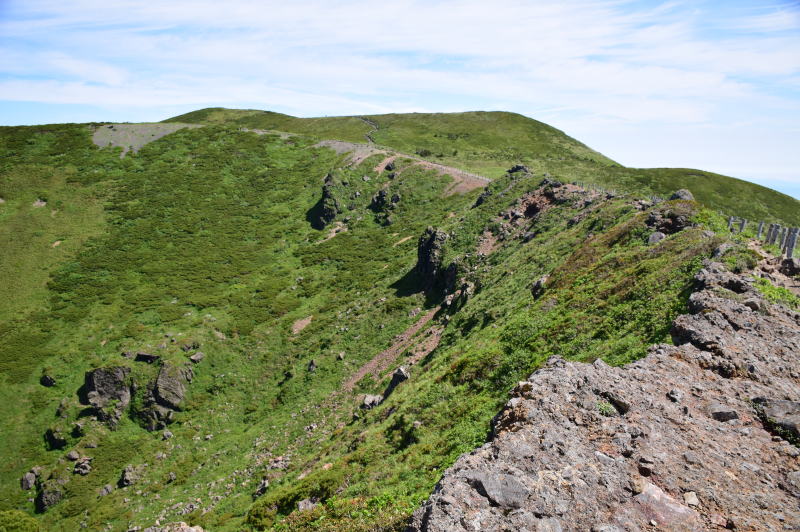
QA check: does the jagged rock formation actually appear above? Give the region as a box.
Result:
[410,261,800,531]
[317,173,342,228]
[416,227,448,289]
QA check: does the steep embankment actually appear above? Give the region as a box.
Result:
[410,261,800,531]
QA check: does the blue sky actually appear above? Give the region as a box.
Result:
[1,0,799,198]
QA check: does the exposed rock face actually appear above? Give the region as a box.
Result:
[416,227,448,288]
[135,352,160,364]
[530,275,548,299]
[40,374,56,387]
[409,262,800,531]
[753,398,800,442]
[44,428,67,450]
[73,456,92,476]
[20,471,37,490]
[143,522,205,532]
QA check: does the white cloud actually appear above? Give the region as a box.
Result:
[0,0,798,191]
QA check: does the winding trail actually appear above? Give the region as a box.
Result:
[358,116,379,144]
[313,139,490,196]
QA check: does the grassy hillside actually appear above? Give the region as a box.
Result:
[165,108,800,225]
[0,110,795,531]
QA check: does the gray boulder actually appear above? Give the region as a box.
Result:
[297,497,318,512]
[84,366,131,410]
[119,464,144,487]
[466,472,528,509]
[670,189,694,201]
[531,275,548,299]
[73,457,92,476]
[154,363,193,410]
[134,352,160,364]
[44,428,67,450]
[648,231,666,245]
[361,394,383,410]
[20,471,36,490]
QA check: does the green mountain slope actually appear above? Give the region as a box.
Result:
[0,111,796,531]
[165,108,800,225]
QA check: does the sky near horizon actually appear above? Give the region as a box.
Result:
[1,1,799,198]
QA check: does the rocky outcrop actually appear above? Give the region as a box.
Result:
[83,366,131,427]
[416,227,448,289]
[44,427,67,450]
[35,481,63,513]
[317,173,342,228]
[137,363,194,431]
[409,262,800,531]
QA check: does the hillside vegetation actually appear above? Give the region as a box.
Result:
[167,108,800,225]
[0,109,797,531]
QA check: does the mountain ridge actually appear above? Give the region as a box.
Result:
[0,111,798,531]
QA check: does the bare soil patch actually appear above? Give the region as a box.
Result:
[292,316,313,335]
[477,230,499,255]
[373,155,398,173]
[240,128,293,139]
[321,221,347,242]
[393,236,412,247]
[92,123,202,158]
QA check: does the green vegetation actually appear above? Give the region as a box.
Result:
[754,277,800,309]
[166,108,800,225]
[596,401,616,417]
[0,109,797,531]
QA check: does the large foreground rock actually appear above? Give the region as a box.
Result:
[409,262,800,531]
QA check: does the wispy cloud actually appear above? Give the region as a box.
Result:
[0,0,798,195]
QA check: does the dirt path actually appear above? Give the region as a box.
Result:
[313,140,490,196]
[358,117,379,144]
[291,315,313,335]
[342,308,438,392]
